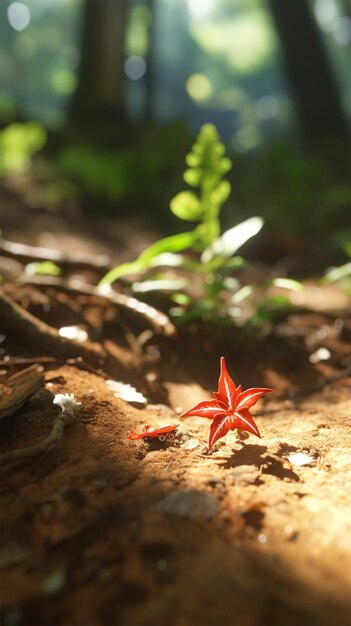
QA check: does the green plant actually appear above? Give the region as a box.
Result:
[322,240,351,293]
[0,122,47,175]
[100,124,264,322]
[24,261,62,277]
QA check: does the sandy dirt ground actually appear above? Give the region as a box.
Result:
[1,207,351,625]
[1,312,351,626]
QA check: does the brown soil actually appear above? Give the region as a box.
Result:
[1,210,351,626]
[1,299,351,626]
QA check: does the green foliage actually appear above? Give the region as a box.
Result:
[58,146,132,203]
[238,142,351,237]
[25,261,62,277]
[0,122,47,175]
[100,124,264,323]
[57,124,190,210]
[322,240,351,292]
[170,124,232,245]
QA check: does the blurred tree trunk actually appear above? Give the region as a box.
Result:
[267,0,349,145]
[144,0,155,123]
[70,0,128,127]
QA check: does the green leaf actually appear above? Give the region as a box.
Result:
[260,295,291,308]
[271,278,304,291]
[322,262,351,284]
[219,158,232,175]
[186,153,200,167]
[231,285,253,304]
[99,260,144,285]
[183,169,201,186]
[171,293,192,305]
[222,277,241,291]
[209,180,231,206]
[25,261,61,277]
[138,232,197,261]
[344,242,351,259]
[250,295,292,325]
[132,279,188,293]
[217,256,246,274]
[200,124,219,142]
[201,216,264,263]
[99,232,197,285]
[170,191,203,221]
[149,252,187,268]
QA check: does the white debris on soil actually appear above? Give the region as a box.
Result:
[309,347,331,364]
[153,490,220,519]
[105,380,147,405]
[53,393,81,414]
[58,326,88,342]
[288,452,315,466]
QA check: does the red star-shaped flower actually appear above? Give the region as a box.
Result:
[180,357,274,450]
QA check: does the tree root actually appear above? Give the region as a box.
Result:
[0,238,110,273]
[17,275,177,337]
[0,409,76,465]
[0,356,109,379]
[0,291,105,367]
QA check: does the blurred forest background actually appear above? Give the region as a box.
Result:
[0,0,350,274]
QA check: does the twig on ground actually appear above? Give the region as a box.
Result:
[17,275,176,337]
[0,364,44,418]
[0,356,109,379]
[0,291,105,367]
[0,393,81,465]
[0,238,110,272]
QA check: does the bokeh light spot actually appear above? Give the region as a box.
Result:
[233,125,261,152]
[314,0,338,29]
[256,96,279,119]
[187,0,213,19]
[124,56,146,81]
[7,2,30,32]
[333,16,351,45]
[51,69,77,95]
[186,74,212,102]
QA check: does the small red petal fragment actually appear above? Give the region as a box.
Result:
[128,432,143,440]
[180,399,228,420]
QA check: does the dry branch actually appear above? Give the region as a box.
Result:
[0,406,76,465]
[0,363,44,418]
[0,356,109,379]
[0,238,110,272]
[18,275,176,337]
[0,290,105,367]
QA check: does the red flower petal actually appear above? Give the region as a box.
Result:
[181,357,274,449]
[208,413,235,450]
[234,408,261,438]
[235,387,274,411]
[180,399,228,420]
[216,357,239,408]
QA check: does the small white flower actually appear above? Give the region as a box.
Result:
[53,393,81,414]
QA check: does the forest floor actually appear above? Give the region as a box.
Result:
[1,204,351,626]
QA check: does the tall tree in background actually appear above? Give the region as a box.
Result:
[70,0,128,127]
[267,0,349,146]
